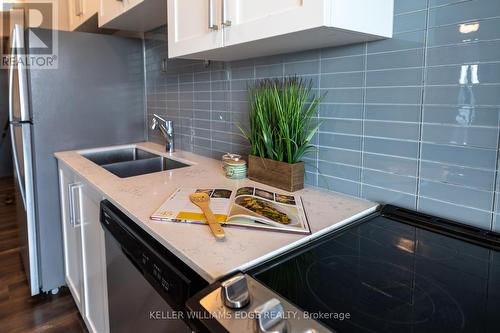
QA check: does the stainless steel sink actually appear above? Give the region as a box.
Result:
[102,157,189,178]
[81,147,158,166]
[81,147,189,178]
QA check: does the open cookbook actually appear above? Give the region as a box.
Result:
[150,187,311,234]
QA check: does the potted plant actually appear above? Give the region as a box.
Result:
[240,76,322,192]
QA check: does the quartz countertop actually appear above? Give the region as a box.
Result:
[55,142,378,283]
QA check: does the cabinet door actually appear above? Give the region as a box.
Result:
[80,184,109,333]
[68,0,99,31]
[68,0,83,31]
[167,0,223,58]
[82,0,99,22]
[223,0,324,47]
[58,167,84,313]
[99,0,125,27]
[123,0,143,11]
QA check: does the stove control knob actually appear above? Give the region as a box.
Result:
[221,274,250,309]
[255,298,287,333]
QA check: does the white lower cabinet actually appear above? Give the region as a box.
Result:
[80,184,109,333]
[58,162,109,333]
[59,165,85,314]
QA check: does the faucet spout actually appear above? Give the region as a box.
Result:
[151,114,174,153]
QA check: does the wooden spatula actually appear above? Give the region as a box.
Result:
[189,192,226,240]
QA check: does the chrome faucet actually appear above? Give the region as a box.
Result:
[151,114,174,153]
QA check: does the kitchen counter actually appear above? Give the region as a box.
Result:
[55,142,378,283]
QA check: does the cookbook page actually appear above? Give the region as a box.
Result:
[151,188,234,223]
[227,187,310,233]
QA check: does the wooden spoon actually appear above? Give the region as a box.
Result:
[189,192,226,241]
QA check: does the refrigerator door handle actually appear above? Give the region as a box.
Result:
[15,24,31,122]
[9,26,27,207]
[8,27,16,123]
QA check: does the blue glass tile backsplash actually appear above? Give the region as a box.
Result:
[145,0,500,231]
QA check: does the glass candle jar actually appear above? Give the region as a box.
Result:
[222,153,247,179]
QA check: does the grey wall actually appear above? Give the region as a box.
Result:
[144,0,500,232]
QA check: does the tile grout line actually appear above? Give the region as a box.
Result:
[490,111,500,231]
[142,38,149,142]
[359,42,368,198]
[228,63,234,154]
[209,67,214,156]
[190,69,195,152]
[415,0,431,211]
[176,70,181,150]
[316,50,321,188]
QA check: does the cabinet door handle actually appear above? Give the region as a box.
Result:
[75,0,83,16]
[208,0,218,30]
[221,0,231,26]
[68,183,82,228]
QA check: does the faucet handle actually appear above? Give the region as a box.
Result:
[152,115,173,131]
[151,117,159,130]
[153,113,167,122]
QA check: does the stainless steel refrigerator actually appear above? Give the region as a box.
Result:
[8,25,145,295]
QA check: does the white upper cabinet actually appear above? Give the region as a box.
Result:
[168,0,223,58]
[223,0,324,47]
[99,0,166,32]
[98,0,124,28]
[68,0,98,31]
[168,0,394,61]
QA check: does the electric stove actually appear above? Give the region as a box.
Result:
[187,205,500,333]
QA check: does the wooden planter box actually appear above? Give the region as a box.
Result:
[248,155,305,192]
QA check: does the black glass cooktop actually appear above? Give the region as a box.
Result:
[251,206,500,333]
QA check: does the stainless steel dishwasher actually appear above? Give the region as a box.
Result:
[100,200,208,333]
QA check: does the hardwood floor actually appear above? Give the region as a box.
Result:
[0,177,87,333]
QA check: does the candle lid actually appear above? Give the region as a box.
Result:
[222,153,242,161]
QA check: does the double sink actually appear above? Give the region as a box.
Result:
[81,147,189,178]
